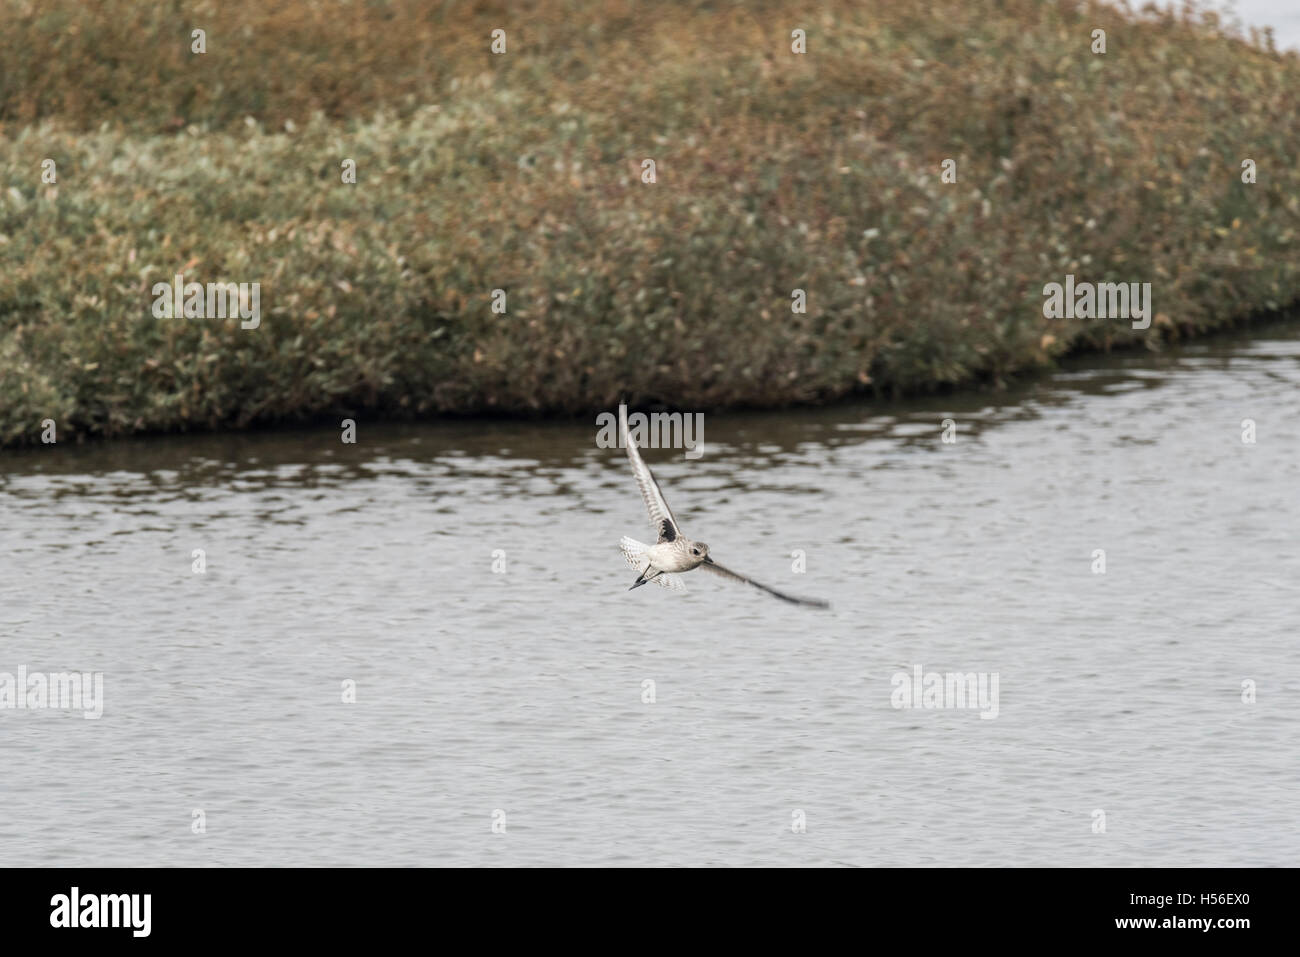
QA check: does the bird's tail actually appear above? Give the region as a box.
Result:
[619,536,651,570]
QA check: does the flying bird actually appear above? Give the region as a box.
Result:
[617,412,830,608]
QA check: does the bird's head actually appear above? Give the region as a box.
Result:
[687,541,711,563]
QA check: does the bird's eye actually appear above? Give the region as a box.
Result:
[692,548,700,556]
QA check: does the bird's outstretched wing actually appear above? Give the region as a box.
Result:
[622,408,681,543]
[699,558,830,608]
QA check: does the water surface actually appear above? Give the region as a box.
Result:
[2,323,1298,866]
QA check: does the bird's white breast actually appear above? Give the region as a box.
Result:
[647,541,696,573]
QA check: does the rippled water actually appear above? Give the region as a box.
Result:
[2,322,1298,866]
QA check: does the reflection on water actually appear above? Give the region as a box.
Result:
[1,322,1298,866]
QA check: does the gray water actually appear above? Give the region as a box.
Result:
[2,323,1298,867]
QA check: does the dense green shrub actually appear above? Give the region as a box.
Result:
[2,0,1297,445]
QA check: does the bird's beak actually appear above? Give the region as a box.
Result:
[703,555,715,564]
